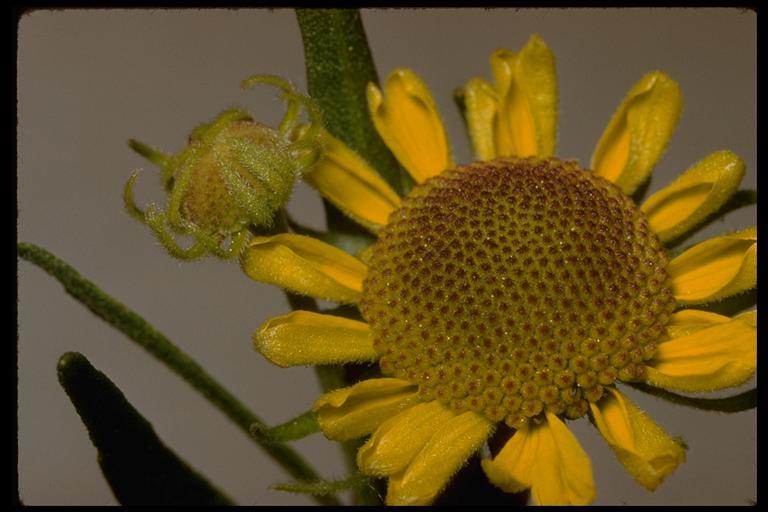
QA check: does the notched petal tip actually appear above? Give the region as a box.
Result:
[313,378,418,441]
[482,414,595,505]
[460,77,499,161]
[368,68,453,184]
[253,310,376,368]
[590,388,686,491]
[385,411,493,505]
[592,70,682,195]
[241,234,368,304]
[489,35,558,159]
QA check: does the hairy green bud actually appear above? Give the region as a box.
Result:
[124,76,322,260]
[173,111,297,235]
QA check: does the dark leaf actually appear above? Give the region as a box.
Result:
[57,352,233,505]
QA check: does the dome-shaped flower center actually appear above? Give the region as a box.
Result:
[359,157,675,427]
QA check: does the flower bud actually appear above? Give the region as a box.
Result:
[125,76,322,260]
[172,110,298,235]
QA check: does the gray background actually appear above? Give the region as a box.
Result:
[18,8,755,505]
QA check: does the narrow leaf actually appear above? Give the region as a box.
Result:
[57,352,233,505]
[18,243,254,431]
[296,8,404,193]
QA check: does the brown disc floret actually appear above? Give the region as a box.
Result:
[359,157,675,428]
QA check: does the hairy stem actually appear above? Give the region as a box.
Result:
[18,242,338,505]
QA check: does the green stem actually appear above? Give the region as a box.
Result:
[284,298,365,506]
[18,242,338,506]
[294,11,392,502]
[251,411,320,444]
[271,472,372,497]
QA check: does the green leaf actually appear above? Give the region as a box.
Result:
[251,411,320,445]
[57,352,233,505]
[18,243,337,504]
[296,8,405,194]
[296,8,405,265]
[294,11,392,505]
[629,382,756,413]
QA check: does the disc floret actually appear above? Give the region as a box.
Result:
[360,157,676,428]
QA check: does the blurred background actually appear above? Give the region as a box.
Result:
[18,8,755,505]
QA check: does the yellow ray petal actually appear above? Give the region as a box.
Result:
[641,151,745,243]
[665,308,730,338]
[482,413,595,505]
[645,310,756,392]
[367,69,453,183]
[458,78,499,161]
[491,35,558,158]
[253,310,377,368]
[313,378,419,441]
[303,130,401,232]
[387,411,493,505]
[534,413,595,505]
[669,227,756,304]
[358,400,455,477]
[590,387,686,491]
[591,71,682,195]
[241,234,367,304]
[481,424,538,494]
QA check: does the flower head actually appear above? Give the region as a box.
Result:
[245,35,756,505]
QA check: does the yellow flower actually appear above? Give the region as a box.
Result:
[244,35,756,505]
